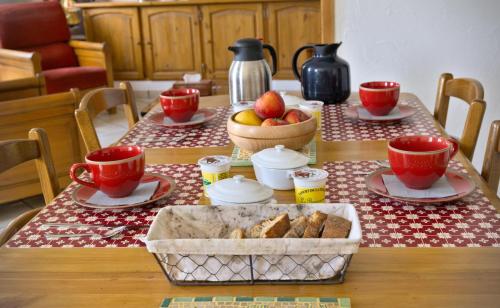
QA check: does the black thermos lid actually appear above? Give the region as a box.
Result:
[228,38,264,61]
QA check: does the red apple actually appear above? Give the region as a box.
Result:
[261,118,288,126]
[255,91,286,119]
[283,109,310,124]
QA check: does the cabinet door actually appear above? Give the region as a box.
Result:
[83,8,144,80]
[266,1,321,79]
[142,7,203,80]
[202,4,264,80]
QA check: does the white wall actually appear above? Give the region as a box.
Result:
[335,0,500,182]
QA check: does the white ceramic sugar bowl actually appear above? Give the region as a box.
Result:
[251,145,309,190]
[206,175,275,205]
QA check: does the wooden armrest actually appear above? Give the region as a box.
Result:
[0,49,41,81]
[69,40,105,52]
[69,40,114,87]
[0,76,39,91]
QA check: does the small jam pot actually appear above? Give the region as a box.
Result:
[197,155,231,196]
[299,100,324,130]
[289,168,329,203]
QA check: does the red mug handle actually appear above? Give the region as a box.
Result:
[447,137,459,159]
[69,163,98,189]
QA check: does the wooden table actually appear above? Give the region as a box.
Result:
[1,95,499,307]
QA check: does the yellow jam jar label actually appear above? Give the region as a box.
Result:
[201,171,229,194]
[295,186,326,203]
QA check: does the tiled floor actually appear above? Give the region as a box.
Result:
[0,92,155,233]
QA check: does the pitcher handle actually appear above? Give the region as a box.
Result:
[447,137,459,159]
[69,163,98,189]
[262,44,278,76]
[292,44,315,81]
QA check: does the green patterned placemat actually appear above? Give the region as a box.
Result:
[160,296,350,308]
[231,141,317,167]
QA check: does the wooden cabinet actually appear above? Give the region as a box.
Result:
[78,0,332,81]
[201,4,264,80]
[141,7,203,80]
[83,8,144,80]
[266,1,322,79]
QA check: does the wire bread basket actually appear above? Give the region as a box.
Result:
[145,203,361,285]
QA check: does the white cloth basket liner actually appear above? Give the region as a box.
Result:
[145,203,362,256]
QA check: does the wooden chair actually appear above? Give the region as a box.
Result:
[75,82,139,154]
[0,128,59,246]
[0,90,82,204]
[481,120,500,193]
[0,75,46,102]
[0,2,113,93]
[434,73,486,160]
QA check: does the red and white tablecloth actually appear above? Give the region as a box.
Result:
[119,106,231,148]
[323,160,500,247]
[5,164,203,248]
[322,93,442,142]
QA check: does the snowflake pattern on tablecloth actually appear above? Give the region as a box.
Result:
[5,164,203,248]
[322,94,441,142]
[119,106,231,148]
[323,160,500,247]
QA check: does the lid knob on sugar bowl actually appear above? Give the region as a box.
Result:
[275,145,284,152]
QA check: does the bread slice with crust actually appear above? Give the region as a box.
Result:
[247,219,271,238]
[260,213,290,238]
[229,228,246,239]
[321,215,351,238]
[283,215,308,238]
[303,211,328,238]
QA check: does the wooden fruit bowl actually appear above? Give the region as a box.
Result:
[227,112,317,152]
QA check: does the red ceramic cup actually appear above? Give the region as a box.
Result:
[388,135,459,189]
[159,88,200,123]
[69,146,145,198]
[359,81,400,116]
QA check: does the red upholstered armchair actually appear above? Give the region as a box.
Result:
[0,2,113,94]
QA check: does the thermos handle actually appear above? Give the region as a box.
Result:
[262,44,278,76]
[292,44,315,81]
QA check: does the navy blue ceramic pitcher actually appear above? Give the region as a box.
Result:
[292,42,350,104]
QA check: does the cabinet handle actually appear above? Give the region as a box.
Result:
[201,63,206,74]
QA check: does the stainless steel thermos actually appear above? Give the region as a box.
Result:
[228,38,277,105]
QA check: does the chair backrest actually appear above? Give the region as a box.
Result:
[0,128,59,204]
[0,75,46,101]
[481,120,500,193]
[434,73,486,160]
[75,82,139,153]
[0,2,78,71]
[0,89,82,204]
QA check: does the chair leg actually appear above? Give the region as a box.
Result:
[107,107,117,115]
